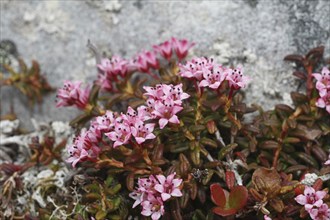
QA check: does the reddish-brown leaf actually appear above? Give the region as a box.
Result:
[228,186,248,210]
[126,172,135,191]
[313,179,323,191]
[284,54,304,64]
[206,120,217,134]
[210,183,226,208]
[212,207,237,217]
[292,71,306,80]
[269,197,284,212]
[225,171,236,190]
[259,140,279,150]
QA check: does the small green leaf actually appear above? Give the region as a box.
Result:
[170,144,189,153]
[95,210,107,220]
[285,165,308,173]
[297,152,319,168]
[202,169,214,185]
[107,184,121,195]
[290,92,308,105]
[69,113,92,127]
[85,193,101,202]
[191,146,201,166]
[283,137,300,144]
[189,125,206,132]
[311,145,327,162]
[88,84,100,105]
[259,140,278,150]
[218,144,237,160]
[200,137,218,148]
[192,209,206,220]
[105,176,114,187]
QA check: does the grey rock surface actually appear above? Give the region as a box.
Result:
[1,0,329,128]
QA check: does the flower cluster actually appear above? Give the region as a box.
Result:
[313,67,330,114]
[153,37,195,61]
[134,50,159,74]
[295,186,329,220]
[133,37,195,74]
[143,83,190,129]
[129,173,183,220]
[65,108,154,167]
[96,37,195,90]
[101,37,195,76]
[67,107,157,167]
[97,56,132,91]
[104,107,156,147]
[65,82,189,167]
[56,80,90,109]
[66,129,101,167]
[179,57,250,90]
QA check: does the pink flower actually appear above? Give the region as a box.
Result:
[316,91,330,114]
[199,65,227,89]
[87,126,102,144]
[135,50,159,73]
[154,172,183,201]
[105,121,131,148]
[97,71,113,91]
[130,173,183,219]
[163,84,190,105]
[92,110,117,132]
[88,111,117,143]
[313,67,330,97]
[153,40,173,61]
[129,176,158,208]
[295,186,326,211]
[226,66,250,90]
[137,175,158,194]
[153,99,183,129]
[141,194,165,220]
[178,57,214,81]
[111,56,129,77]
[66,146,89,168]
[325,153,330,165]
[129,191,145,209]
[137,104,154,121]
[309,203,330,220]
[97,58,113,74]
[171,37,195,61]
[97,56,129,78]
[143,83,189,129]
[131,121,156,144]
[66,130,100,167]
[143,85,165,100]
[56,81,90,109]
[122,106,144,127]
[96,56,130,91]
[264,215,272,220]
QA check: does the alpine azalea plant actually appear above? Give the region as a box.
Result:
[129,172,182,219]
[54,39,330,219]
[2,39,329,220]
[313,67,330,113]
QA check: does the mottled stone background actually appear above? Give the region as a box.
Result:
[1,0,329,128]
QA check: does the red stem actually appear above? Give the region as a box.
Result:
[305,65,313,99]
[228,87,234,101]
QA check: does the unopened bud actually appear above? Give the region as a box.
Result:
[206,120,217,134]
